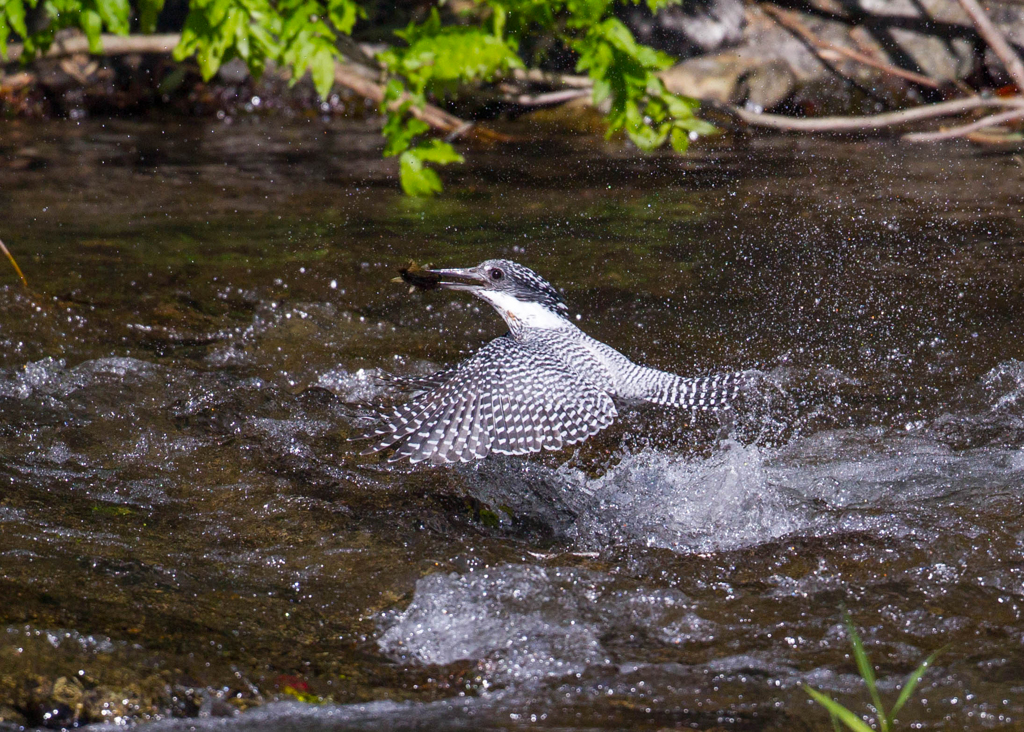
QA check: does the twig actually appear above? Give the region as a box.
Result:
[0,238,28,288]
[445,122,475,142]
[816,47,942,89]
[510,68,593,89]
[504,89,591,107]
[762,4,942,90]
[330,63,514,141]
[965,129,1024,143]
[732,95,1024,131]
[903,107,1024,140]
[956,0,1024,93]
[760,4,896,106]
[332,63,462,133]
[3,34,181,62]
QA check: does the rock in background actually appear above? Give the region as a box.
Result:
[636,0,1024,113]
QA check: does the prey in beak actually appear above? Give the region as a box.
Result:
[394,262,487,291]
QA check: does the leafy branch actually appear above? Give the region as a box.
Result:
[0,0,133,57]
[572,15,715,152]
[378,8,521,195]
[1,0,718,195]
[173,0,363,97]
[376,1,716,194]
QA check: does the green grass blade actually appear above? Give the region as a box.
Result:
[0,237,28,288]
[887,645,947,724]
[844,612,887,731]
[831,710,842,732]
[803,685,876,732]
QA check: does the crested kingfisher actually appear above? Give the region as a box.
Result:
[364,259,747,464]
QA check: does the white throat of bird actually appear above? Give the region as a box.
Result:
[475,290,571,331]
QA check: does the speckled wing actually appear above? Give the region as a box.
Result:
[377,367,459,397]
[363,336,618,464]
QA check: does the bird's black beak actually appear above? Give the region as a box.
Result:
[427,266,488,291]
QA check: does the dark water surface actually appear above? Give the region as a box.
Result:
[1,118,1024,730]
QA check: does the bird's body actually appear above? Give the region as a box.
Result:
[365,260,746,464]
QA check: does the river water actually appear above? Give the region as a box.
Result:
[1,118,1023,730]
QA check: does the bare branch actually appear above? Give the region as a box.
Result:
[3,34,181,62]
[816,47,942,89]
[761,4,887,103]
[903,107,1024,141]
[957,0,1024,93]
[504,89,591,107]
[732,96,1024,131]
[332,63,472,136]
[509,68,593,89]
[763,4,944,90]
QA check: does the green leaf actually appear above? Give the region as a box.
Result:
[397,140,462,196]
[175,0,280,80]
[376,0,714,193]
[888,646,946,725]
[674,116,718,136]
[564,0,610,28]
[660,89,699,118]
[413,138,464,165]
[669,126,690,153]
[326,0,362,34]
[491,4,506,37]
[309,45,336,100]
[80,8,103,52]
[385,8,521,95]
[844,612,887,731]
[645,0,682,11]
[590,77,611,105]
[138,0,165,33]
[382,111,428,157]
[4,0,28,39]
[624,101,663,151]
[571,15,715,152]
[0,14,10,58]
[94,0,129,35]
[382,77,405,107]
[399,150,443,196]
[803,686,875,732]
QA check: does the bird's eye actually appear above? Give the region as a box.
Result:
[490,268,504,281]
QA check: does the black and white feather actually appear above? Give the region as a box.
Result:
[366,337,617,464]
[363,259,747,464]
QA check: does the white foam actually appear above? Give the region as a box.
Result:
[461,412,1024,556]
[377,564,709,686]
[569,440,801,553]
[981,358,1024,412]
[315,367,385,403]
[378,565,608,684]
[0,356,163,400]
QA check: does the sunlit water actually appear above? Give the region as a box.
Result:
[1,118,1024,730]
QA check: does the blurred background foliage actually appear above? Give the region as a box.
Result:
[0,0,714,194]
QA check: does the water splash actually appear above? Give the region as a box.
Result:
[981,359,1024,412]
[462,390,1024,556]
[571,440,799,552]
[378,564,707,686]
